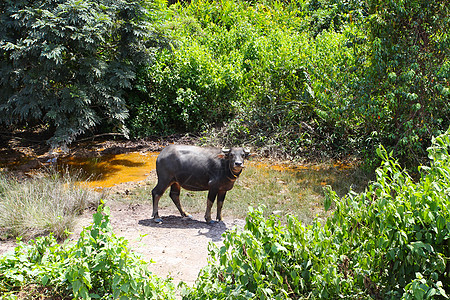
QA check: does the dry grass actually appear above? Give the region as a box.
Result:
[0,169,102,240]
[127,161,371,224]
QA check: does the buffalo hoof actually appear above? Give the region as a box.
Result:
[154,218,163,224]
[207,220,217,225]
[184,214,193,219]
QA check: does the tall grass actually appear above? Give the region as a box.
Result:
[0,170,102,240]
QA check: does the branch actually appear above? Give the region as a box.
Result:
[76,133,126,142]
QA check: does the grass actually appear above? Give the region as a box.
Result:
[0,169,102,240]
[126,161,371,224]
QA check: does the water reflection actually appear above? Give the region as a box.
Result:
[59,152,159,189]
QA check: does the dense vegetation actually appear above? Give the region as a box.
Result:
[1,126,450,299]
[0,204,176,299]
[184,128,450,299]
[1,0,449,167]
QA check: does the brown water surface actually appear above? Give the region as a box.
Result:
[60,152,159,189]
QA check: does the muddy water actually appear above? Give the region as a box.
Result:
[60,152,159,189]
[59,152,368,196]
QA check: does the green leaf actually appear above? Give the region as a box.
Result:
[271,242,287,254]
[42,274,49,285]
[73,279,82,293]
[121,282,130,293]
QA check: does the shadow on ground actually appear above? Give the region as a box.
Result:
[138,215,228,242]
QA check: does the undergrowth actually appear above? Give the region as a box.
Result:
[0,204,176,299]
[183,128,450,299]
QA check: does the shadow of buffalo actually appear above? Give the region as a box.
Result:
[138,215,228,242]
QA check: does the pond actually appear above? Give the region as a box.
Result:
[59,152,160,189]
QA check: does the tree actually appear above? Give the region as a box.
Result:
[0,0,157,147]
[354,0,450,167]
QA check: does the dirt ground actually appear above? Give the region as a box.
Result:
[88,201,244,287]
[103,202,245,286]
[0,200,245,287]
[0,132,246,288]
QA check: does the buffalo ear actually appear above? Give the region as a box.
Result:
[244,148,251,158]
[218,147,231,159]
[221,147,231,157]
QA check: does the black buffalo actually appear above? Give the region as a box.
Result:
[151,145,250,224]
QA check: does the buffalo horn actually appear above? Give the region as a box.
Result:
[222,147,231,154]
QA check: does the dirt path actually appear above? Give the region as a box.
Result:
[0,201,245,288]
[110,203,245,286]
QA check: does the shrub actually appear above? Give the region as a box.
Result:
[0,204,176,299]
[130,0,363,161]
[185,127,450,299]
[128,0,449,168]
[352,0,450,168]
[127,11,243,136]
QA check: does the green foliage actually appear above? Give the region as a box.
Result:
[128,37,240,135]
[126,0,449,167]
[129,0,364,160]
[352,0,450,167]
[0,0,158,146]
[0,204,176,299]
[306,0,367,37]
[2,0,448,167]
[185,128,450,299]
[128,3,244,136]
[237,26,361,157]
[184,207,342,299]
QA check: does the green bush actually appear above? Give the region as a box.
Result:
[129,0,363,160]
[236,26,360,157]
[127,0,449,168]
[185,127,450,299]
[128,38,240,135]
[128,5,244,136]
[0,204,176,299]
[351,0,450,168]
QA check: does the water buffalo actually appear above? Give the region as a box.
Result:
[151,145,250,224]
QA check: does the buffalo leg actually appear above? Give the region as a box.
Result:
[216,191,227,221]
[170,183,191,218]
[151,181,169,223]
[205,190,218,223]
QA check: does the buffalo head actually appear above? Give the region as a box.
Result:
[221,147,251,175]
